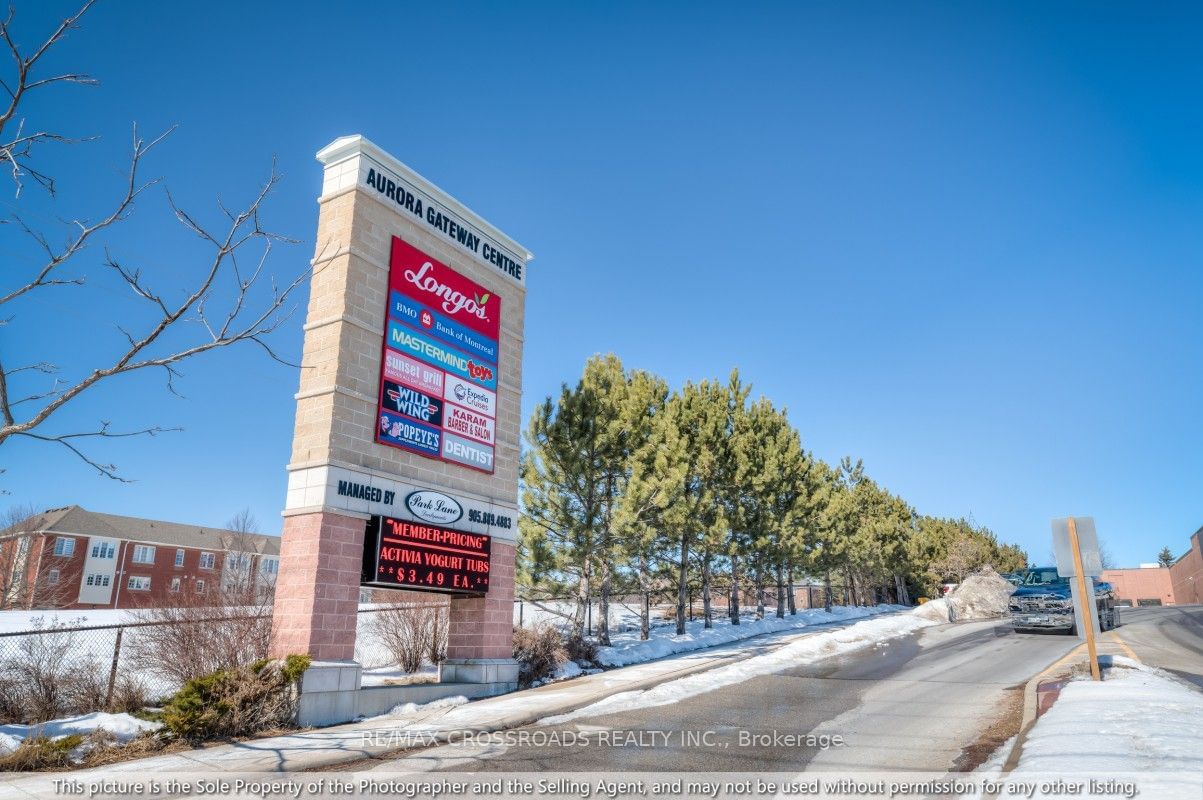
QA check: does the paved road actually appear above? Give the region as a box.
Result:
[363,620,1074,773]
[355,606,1202,774]
[1108,603,1203,687]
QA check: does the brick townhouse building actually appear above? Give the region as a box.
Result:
[1,506,280,610]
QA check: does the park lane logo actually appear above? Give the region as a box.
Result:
[405,490,464,524]
[404,261,491,324]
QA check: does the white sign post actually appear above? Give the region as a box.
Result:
[1051,516,1102,681]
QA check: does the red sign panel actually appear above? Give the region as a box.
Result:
[390,238,500,341]
[361,515,491,595]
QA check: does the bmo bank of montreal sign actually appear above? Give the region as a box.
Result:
[377,237,500,473]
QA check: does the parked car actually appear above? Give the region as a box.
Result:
[1008,566,1120,634]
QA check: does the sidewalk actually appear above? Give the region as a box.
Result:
[0,612,900,793]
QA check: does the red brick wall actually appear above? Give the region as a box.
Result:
[447,539,515,660]
[102,540,235,609]
[1100,567,1175,606]
[1170,531,1203,605]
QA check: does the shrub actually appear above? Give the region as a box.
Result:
[0,674,26,724]
[512,624,567,688]
[427,607,448,666]
[107,674,152,714]
[0,734,83,771]
[63,660,109,717]
[563,635,598,665]
[368,604,444,674]
[159,655,310,743]
[0,620,82,723]
[126,588,273,687]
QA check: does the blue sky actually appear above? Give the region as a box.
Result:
[3,1,1201,566]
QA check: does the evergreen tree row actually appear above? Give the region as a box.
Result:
[519,355,1028,643]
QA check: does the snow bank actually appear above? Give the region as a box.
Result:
[911,597,953,623]
[538,604,940,724]
[945,570,1014,621]
[1013,659,1203,775]
[594,605,903,668]
[375,695,468,720]
[0,712,160,754]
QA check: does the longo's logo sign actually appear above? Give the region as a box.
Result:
[361,515,490,595]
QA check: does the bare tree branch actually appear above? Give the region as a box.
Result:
[0,3,308,482]
[0,1,98,195]
[12,422,180,481]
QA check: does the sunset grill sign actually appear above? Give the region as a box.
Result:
[377,237,500,473]
[362,515,491,595]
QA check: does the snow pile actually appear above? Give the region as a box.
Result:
[911,597,953,623]
[527,660,585,688]
[1014,659,1203,775]
[945,570,1015,621]
[372,695,468,721]
[538,604,941,724]
[909,572,1014,624]
[0,712,160,754]
[594,605,903,668]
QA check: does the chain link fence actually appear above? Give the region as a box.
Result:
[0,603,447,725]
[514,582,841,634]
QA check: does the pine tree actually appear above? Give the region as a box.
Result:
[1158,547,1175,568]
[519,354,632,641]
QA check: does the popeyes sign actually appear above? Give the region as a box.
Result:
[376,237,501,473]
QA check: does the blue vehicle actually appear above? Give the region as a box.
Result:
[1008,566,1120,634]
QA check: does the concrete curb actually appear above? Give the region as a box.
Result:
[997,629,1141,776]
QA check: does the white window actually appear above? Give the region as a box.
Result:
[199,552,215,570]
[195,579,206,594]
[262,558,279,575]
[85,573,110,587]
[53,537,74,557]
[127,576,151,591]
[170,576,181,592]
[101,575,110,587]
[131,545,156,565]
[47,569,60,585]
[90,542,115,559]
[174,549,185,567]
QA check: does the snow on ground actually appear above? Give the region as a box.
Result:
[1013,658,1203,775]
[0,712,160,754]
[594,605,904,667]
[366,695,469,722]
[361,664,440,687]
[538,604,939,725]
